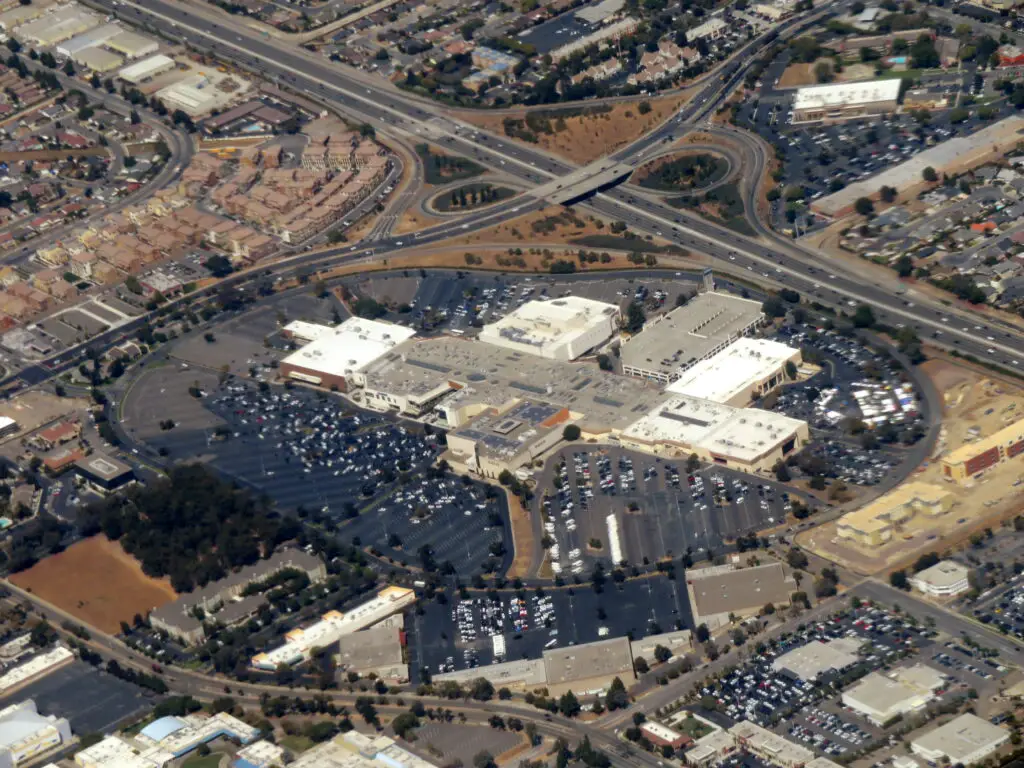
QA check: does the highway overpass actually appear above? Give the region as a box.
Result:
[533,161,634,205]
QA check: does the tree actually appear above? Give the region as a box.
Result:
[634,656,649,674]
[653,644,672,663]
[562,424,581,442]
[784,360,798,380]
[624,301,645,333]
[762,296,786,318]
[473,751,496,768]
[854,197,874,217]
[470,677,494,701]
[890,569,910,590]
[391,711,419,739]
[359,123,375,138]
[895,254,914,278]
[558,690,581,717]
[787,548,809,570]
[204,254,233,277]
[605,676,629,710]
[879,185,897,203]
[813,61,833,83]
[852,304,876,328]
[922,166,938,183]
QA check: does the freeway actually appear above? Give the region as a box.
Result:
[86,0,1024,372]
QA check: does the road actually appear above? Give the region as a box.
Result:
[81,0,1024,375]
[2,580,662,767]
[853,579,1024,664]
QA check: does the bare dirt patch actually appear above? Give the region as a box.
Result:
[505,490,535,580]
[394,208,443,235]
[0,391,89,453]
[777,62,820,89]
[456,91,693,165]
[11,536,177,633]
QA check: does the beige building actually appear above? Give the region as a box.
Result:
[445,400,574,480]
[941,419,1024,484]
[620,394,809,475]
[836,482,954,548]
[334,624,408,682]
[842,665,946,725]
[792,79,902,124]
[686,562,795,629]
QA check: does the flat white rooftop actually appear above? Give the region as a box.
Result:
[624,394,805,463]
[252,587,415,669]
[282,318,416,379]
[793,79,902,111]
[666,337,799,404]
[913,560,971,589]
[282,320,336,342]
[478,296,619,359]
[118,54,176,83]
[772,637,863,680]
[912,713,1009,764]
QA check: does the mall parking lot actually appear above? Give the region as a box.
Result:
[339,474,510,576]
[141,382,510,575]
[539,446,799,575]
[974,578,1024,640]
[699,602,1009,757]
[406,576,692,681]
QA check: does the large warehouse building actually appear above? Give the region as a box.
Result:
[842,664,945,725]
[685,562,795,629]
[791,79,902,124]
[72,47,124,73]
[771,637,863,681]
[621,291,764,383]
[666,337,802,406]
[941,417,1024,484]
[279,317,416,391]
[18,7,101,45]
[620,394,808,474]
[911,714,1009,766]
[812,115,1024,217]
[478,296,620,361]
[118,54,177,85]
[104,30,160,59]
[434,635,635,695]
[55,23,122,58]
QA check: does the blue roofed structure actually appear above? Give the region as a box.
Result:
[138,717,187,744]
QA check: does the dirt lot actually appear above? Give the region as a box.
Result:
[394,208,443,235]
[0,391,88,453]
[799,359,1024,574]
[11,536,177,633]
[457,91,692,165]
[777,62,821,89]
